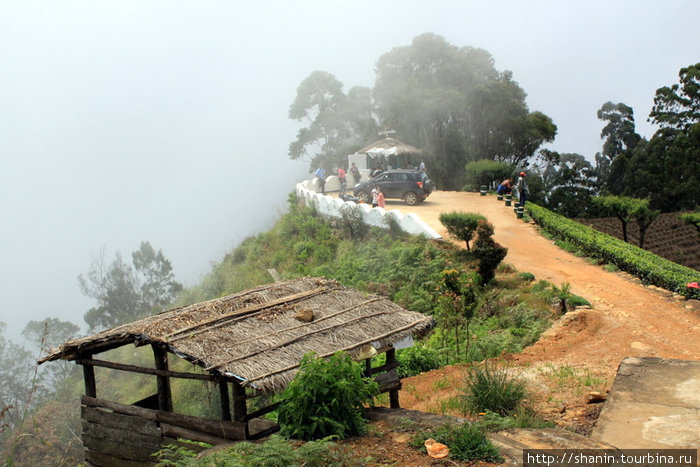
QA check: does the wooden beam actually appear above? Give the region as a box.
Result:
[82,395,248,440]
[232,382,247,422]
[152,344,173,412]
[385,349,400,409]
[219,381,231,421]
[76,357,226,382]
[81,354,96,398]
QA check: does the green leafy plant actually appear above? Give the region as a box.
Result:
[436,269,478,361]
[472,220,508,284]
[277,352,379,440]
[154,435,361,467]
[439,211,486,250]
[409,422,502,462]
[527,203,700,299]
[459,363,527,417]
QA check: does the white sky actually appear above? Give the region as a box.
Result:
[1,0,698,342]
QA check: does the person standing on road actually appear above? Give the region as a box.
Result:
[371,186,380,207]
[377,187,385,208]
[349,162,361,184]
[515,172,528,206]
[315,167,326,194]
[337,167,347,194]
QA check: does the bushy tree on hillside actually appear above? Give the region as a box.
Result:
[649,63,700,131]
[79,242,182,332]
[288,71,378,171]
[373,34,556,189]
[439,211,486,251]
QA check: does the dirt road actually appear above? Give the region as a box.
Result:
[383,191,700,414]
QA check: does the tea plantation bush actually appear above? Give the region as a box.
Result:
[527,203,700,299]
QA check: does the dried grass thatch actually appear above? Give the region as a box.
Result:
[358,137,422,155]
[40,277,435,394]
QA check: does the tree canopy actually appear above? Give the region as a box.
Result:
[288,34,555,189]
[79,242,182,332]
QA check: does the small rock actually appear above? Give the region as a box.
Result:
[295,308,314,322]
[585,392,607,404]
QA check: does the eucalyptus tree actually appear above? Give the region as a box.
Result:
[372,33,555,189]
[288,71,377,171]
[649,63,700,131]
[541,152,597,218]
[80,242,182,332]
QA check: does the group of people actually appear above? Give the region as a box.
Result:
[314,162,386,208]
[497,171,529,205]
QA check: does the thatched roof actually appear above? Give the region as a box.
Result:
[40,277,435,394]
[358,137,422,156]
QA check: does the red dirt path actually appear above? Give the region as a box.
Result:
[384,191,700,417]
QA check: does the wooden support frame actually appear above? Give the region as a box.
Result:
[152,344,173,412]
[232,381,248,422]
[385,348,400,409]
[219,381,231,421]
[81,354,97,398]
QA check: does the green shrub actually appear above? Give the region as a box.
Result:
[155,435,361,467]
[278,352,378,440]
[439,211,486,250]
[472,221,508,284]
[527,203,700,299]
[410,422,502,462]
[337,205,369,239]
[395,344,445,378]
[517,272,536,282]
[460,364,527,416]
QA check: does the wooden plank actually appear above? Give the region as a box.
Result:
[248,418,280,440]
[75,358,222,382]
[85,449,155,467]
[82,434,159,462]
[81,406,161,437]
[160,423,233,445]
[82,421,161,447]
[81,396,247,440]
[241,400,283,422]
[369,359,399,375]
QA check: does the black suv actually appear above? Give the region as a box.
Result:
[353,169,433,205]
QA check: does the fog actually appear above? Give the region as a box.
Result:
[1,1,697,342]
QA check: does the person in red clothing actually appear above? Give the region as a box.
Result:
[337,167,347,194]
[377,187,385,208]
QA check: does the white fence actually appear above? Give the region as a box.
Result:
[295,179,442,239]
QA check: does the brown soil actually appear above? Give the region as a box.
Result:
[338,191,700,466]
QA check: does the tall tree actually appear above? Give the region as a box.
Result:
[541,152,597,218]
[22,318,80,386]
[597,102,641,160]
[288,72,377,171]
[649,63,700,130]
[79,243,182,332]
[132,241,183,311]
[0,323,41,429]
[373,33,555,189]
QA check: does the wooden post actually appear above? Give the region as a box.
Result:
[219,381,231,421]
[152,344,173,412]
[364,358,372,377]
[386,348,400,409]
[82,355,96,398]
[232,382,247,422]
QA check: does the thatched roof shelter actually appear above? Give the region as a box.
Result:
[41,277,435,394]
[358,137,422,157]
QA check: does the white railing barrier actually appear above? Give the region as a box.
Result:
[296,180,442,240]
